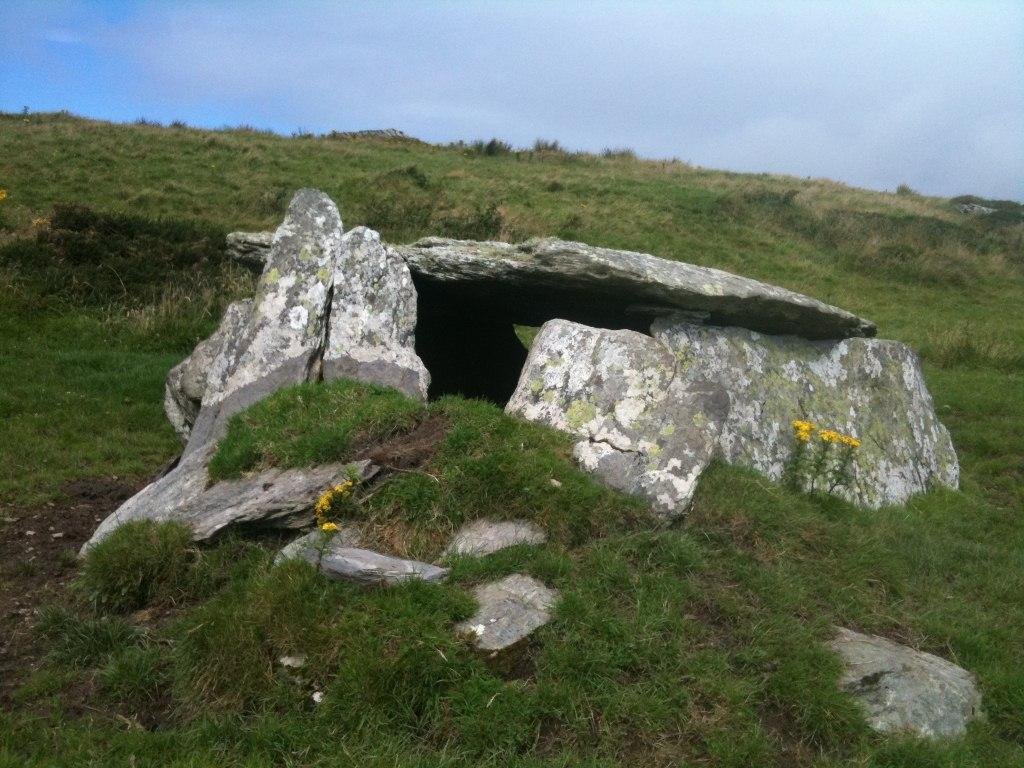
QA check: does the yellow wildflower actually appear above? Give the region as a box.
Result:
[320,521,339,533]
[0,189,7,202]
[31,217,49,228]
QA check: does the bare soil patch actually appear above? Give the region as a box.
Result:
[0,476,141,706]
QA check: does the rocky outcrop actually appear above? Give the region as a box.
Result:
[226,233,876,340]
[442,519,547,558]
[830,627,982,737]
[456,574,558,651]
[84,189,430,552]
[508,317,957,515]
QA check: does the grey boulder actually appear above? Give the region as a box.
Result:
[456,574,559,652]
[830,627,982,738]
[506,319,729,517]
[442,519,547,558]
[508,316,957,515]
[652,318,959,508]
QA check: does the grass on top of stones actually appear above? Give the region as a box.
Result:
[210,378,652,560]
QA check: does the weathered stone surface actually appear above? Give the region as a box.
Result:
[506,320,729,517]
[322,226,429,400]
[830,627,982,737]
[397,237,876,339]
[226,230,275,267]
[508,317,957,513]
[281,533,445,585]
[228,233,876,340]
[164,299,253,443]
[280,533,448,585]
[456,574,558,652]
[442,519,547,558]
[275,525,363,565]
[85,189,434,552]
[183,461,376,540]
[652,317,958,508]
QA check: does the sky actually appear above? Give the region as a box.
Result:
[2,1,1021,199]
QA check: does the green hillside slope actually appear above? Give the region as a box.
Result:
[0,112,1021,767]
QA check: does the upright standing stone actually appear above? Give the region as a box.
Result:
[84,190,432,552]
[651,317,959,508]
[506,319,728,518]
[322,226,430,400]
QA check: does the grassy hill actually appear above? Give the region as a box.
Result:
[1,111,1022,767]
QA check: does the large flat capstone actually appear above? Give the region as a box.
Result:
[830,627,982,738]
[226,232,875,340]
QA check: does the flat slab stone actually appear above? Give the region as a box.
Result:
[456,574,558,652]
[227,232,875,340]
[830,627,982,738]
[279,532,447,585]
[322,547,448,586]
[398,237,875,339]
[442,519,547,558]
[275,526,363,565]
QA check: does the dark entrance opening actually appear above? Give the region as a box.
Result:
[414,282,529,404]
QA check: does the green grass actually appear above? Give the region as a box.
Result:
[0,111,1022,766]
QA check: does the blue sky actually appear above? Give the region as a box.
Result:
[2,1,1021,199]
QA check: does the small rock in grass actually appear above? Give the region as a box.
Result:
[278,530,447,586]
[442,519,547,559]
[830,626,982,738]
[456,574,558,652]
[278,654,307,669]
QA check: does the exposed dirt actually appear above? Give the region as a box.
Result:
[0,476,142,707]
[359,413,449,470]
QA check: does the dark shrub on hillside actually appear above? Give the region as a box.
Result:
[0,203,236,308]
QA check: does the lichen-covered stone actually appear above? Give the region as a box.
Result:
[164,300,253,443]
[442,519,547,558]
[322,226,429,400]
[652,317,958,508]
[830,627,982,737]
[228,232,876,340]
[508,317,956,514]
[506,320,728,517]
[456,574,558,652]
